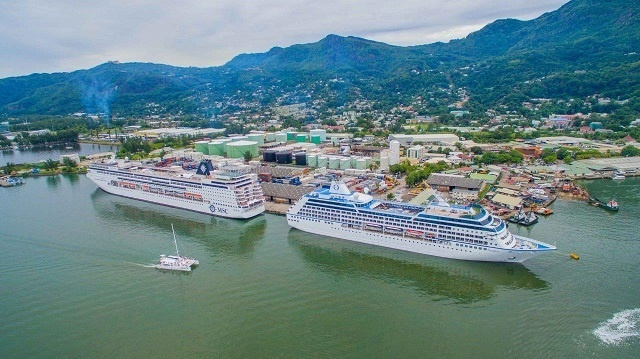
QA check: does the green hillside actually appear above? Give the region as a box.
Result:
[0,0,639,120]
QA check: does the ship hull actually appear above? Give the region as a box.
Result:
[88,173,264,219]
[287,215,544,263]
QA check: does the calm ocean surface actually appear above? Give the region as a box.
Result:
[0,176,638,358]
[0,142,119,164]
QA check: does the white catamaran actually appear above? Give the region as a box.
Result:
[154,224,199,272]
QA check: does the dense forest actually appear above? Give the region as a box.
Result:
[0,0,639,122]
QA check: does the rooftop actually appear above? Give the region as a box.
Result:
[427,173,484,190]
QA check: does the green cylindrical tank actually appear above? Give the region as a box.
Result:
[331,136,339,146]
[340,158,351,170]
[364,157,371,168]
[247,134,264,145]
[275,133,287,143]
[310,135,321,144]
[350,156,358,166]
[195,141,209,155]
[230,136,247,142]
[286,131,297,141]
[318,156,328,168]
[208,141,225,156]
[356,158,367,170]
[265,133,276,142]
[310,129,327,141]
[306,154,318,167]
[296,134,307,142]
[225,141,259,159]
[329,157,340,169]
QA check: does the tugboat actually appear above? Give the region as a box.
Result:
[507,208,538,226]
[154,224,199,272]
[519,211,539,226]
[604,199,619,211]
[507,209,526,225]
[589,196,619,212]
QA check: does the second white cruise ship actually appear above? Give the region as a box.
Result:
[287,181,556,262]
[87,160,265,219]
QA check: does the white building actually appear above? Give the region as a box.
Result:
[388,133,460,146]
[407,145,425,159]
[389,140,400,166]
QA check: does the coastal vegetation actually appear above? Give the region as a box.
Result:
[1,157,86,176]
[116,135,197,159]
[389,160,450,187]
[13,129,79,147]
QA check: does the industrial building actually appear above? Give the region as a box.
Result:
[426,173,484,193]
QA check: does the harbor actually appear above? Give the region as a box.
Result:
[1,175,638,357]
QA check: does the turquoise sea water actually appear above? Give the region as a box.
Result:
[0,176,638,357]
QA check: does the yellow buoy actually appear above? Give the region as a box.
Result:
[570,253,580,260]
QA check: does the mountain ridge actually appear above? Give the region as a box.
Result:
[1,0,639,118]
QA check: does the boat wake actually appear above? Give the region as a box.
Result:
[593,308,640,345]
[125,261,156,268]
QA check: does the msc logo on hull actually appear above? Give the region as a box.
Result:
[209,205,228,214]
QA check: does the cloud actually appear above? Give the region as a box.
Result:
[0,0,569,78]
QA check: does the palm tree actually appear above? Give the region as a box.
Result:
[3,162,16,175]
[43,159,59,171]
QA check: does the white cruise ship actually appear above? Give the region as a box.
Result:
[287,181,556,262]
[87,160,265,219]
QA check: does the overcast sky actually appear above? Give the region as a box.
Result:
[0,0,569,79]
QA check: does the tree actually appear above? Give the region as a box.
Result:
[620,145,640,157]
[543,154,558,164]
[243,150,253,162]
[62,157,77,168]
[43,159,59,170]
[3,162,16,175]
[470,146,484,155]
[387,192,395,200]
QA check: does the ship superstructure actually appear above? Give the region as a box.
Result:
[87,159,265,219]
[287,181,555,262]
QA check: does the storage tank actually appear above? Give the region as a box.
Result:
[226,140,259,159]
[247,134,265,145]
[310,129,327,142]
[356,158,367,170]
[296,134,307,143]
[276,151,293,164]
[350,156,358,167]
[265,133,276,142]
[263,149,278,162]
[230,136,248,142]
[208,141,225,156]
[340,157,351,170]
[195,141,209,155]
[295,152,307,166]
[310,135,322,144]
[275,133,288,143]
[329,156,340,169]
[364,156,372,168]
[318,156,328,168]
[306,154,318,167]
[286,131,297,141]
[331,136,339,146]
[380,155,390,171]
